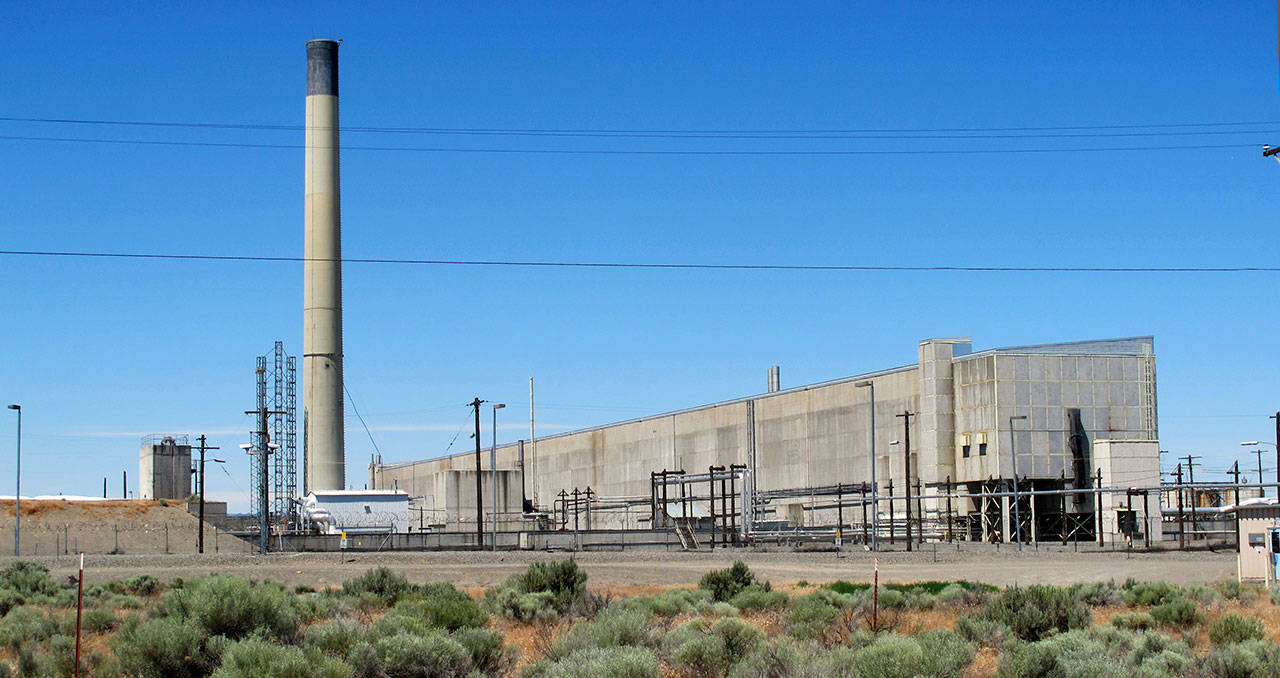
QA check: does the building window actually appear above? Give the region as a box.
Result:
[961,444,971,458]
[979,443,988,456]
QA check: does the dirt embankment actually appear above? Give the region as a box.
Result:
[0,499,248,556]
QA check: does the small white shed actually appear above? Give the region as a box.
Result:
[302,490,410,535]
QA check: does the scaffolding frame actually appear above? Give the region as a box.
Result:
[250,342,298,531]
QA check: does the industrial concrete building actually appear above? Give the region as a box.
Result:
[373,336,1160,542]
[139,435,192,500]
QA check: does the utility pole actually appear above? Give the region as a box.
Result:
[1182,454,1200,542]
[470,398,486,550]
[194,435,220,554]
[1230,461,1242,547]
[1272,412,1279,489]
[246,405,285,556]
[1253,448,1267,497]
[895,411,914,551]
[1174,463,1185,549]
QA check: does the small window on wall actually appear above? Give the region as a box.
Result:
[979,443,988,456]
[962,445,971,458]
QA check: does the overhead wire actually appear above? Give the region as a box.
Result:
[343,384,382,459]
[0,249,1276,273]
[2,114,1279,136]
[0,134,1259,156]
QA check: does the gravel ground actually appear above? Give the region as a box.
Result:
[3,543,1237,591]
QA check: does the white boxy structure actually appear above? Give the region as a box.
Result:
[302,490,409,535]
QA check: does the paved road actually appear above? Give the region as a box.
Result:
[8,543,1237,591]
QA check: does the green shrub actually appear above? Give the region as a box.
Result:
[845,631,972,678]
[375,632,473,678]
[785,593,840,640]
[1272,585,1280,606]
[955,614,1013,649]
[82,606,119,633]
[1109,612,1155,631]
[123,574,163,596]
[729,585,787,612]
[1135,649,1189,678]
[916,630,976,677]
[705,601,739,617]
[1182,585,1221,606]
[524,646,660,678]
[622,588,710,617]
[15,647,52,678]
[1196,640,1268,678]
[1149,598,1201,628]
[549,607,660,660]
[342,567,412,605]
[483,586,558,622]
[211,639,352,678]
[728,637,806,678]
[0,606,59,651]
[304,617,368,658]
[1070,580,1123,607]
[1214,580,1260,603]
[517,559,588,614]
[874,588,905,609]
[0,561,60,599]
[159,574,301,641]
[386,587,487,632]
[109,616,214,678]
[1209,614,1266,646]
[979,585,1089,641]
[711,617,764,665]
[673,633,730,678]
[451,627,516,677]
[998,631,1116,678]
[1122,581,1180,608]
[700,562,758,603]
[853,634,924,678]
[937,582,993,608]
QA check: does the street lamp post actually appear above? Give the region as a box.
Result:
[7,405,19,557]
[1242,441,1278,497]
[491,403,506,552]
[193,434,223,554]
[1009,415,1028,552]
[855,381,877,551]
[240,442,279,556]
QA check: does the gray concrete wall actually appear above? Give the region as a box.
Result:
[375,336,1158,531]
[140,443,192,500]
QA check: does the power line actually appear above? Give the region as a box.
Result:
[343,384,381,459]
[2,114,1279,136]
[1,249,1277,273]
[0,134,1260,156]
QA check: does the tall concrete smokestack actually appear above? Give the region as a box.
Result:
[304,39,345,492]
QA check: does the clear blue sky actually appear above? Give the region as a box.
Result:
[1,3,1277,511]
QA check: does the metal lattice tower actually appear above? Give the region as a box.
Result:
[249,342,298,530]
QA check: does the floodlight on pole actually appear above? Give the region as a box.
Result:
[491,403,506,551]
[1009,415,1028,551]
[854,380,877,551]
[7,404,19,557]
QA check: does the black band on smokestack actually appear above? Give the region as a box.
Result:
[306,40,339,96]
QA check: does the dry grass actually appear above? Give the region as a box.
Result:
[964,647,1000,678]
[0,499,163,518]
